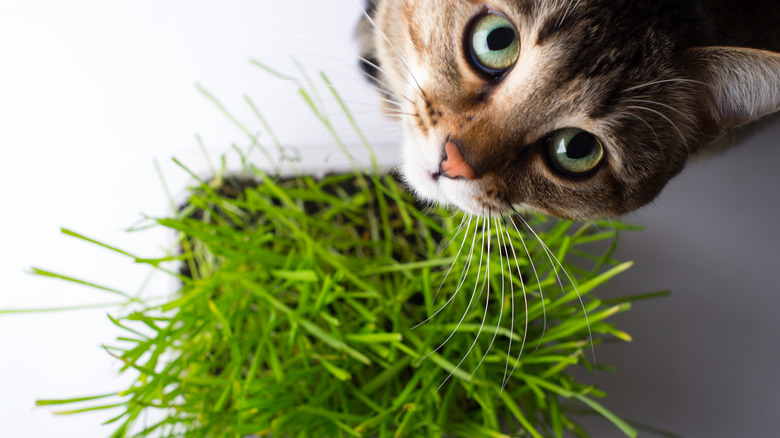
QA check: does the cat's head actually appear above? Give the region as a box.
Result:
[357,0,780,219]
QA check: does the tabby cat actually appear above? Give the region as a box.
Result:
[356,0,780,219]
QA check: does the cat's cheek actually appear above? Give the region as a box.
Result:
[400,158,449,206]
[401,127,442,166]
[399,134,448,199]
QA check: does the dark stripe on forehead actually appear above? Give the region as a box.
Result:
[534,0,593,47]
[535,10,575,46]
[364,0,379,17]
[513,0,536,16]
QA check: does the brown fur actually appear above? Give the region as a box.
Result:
[358,0,780,219]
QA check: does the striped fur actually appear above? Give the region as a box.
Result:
[358,0,780,218]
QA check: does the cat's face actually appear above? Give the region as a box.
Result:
[358,0,780,219]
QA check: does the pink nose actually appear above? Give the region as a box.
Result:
[441,141,477,180]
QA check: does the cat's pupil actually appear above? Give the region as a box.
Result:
[487,27,515,51]
[567,133,596,159]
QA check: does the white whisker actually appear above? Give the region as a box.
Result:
[624,105,688,146]
[249,53,416,106]
[434,213,470,257]
[438,216,492,390]
[501,216,531,388]
[431,215,473,303]
[623,77,706,93]
[559,0,583,27]
[411,215,478,331]
[621,98,694,123]
[515,214,597,365]
[374,95,404,109]
[352,0,427,102]
[507,215,546,351]
[469,217,505,382]
[495,218,514,388]
[622,110,662,147]
[354,55,416,105]
[374,108,416,117]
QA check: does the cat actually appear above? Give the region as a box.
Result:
[356,0,780,219]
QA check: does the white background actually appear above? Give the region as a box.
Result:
[1,1,778,437]
[0,1,397,436]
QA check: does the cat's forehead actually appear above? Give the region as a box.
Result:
[389,0,611,128]
[391,0,644,73]
[391,0,614,81]
[394,0,592,37]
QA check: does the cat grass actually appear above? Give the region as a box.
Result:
[23,66,653,438]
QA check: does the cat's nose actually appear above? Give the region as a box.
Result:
[440,141,477,180]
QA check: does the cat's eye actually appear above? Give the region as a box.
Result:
[468,13,520,74]
[547,128,604,175]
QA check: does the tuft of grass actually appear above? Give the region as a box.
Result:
[21,66,651,437]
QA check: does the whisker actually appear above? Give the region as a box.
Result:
[240,89,394,118]
[514,213,597,366]
[305,108,411,118]
[621,110,662,147]
[431,215,473,303]
[501,216,531,388]
[623,77,706,93]
[273,88,402,114]
[369,114,405,121]
[438,216,492,390]
[621,98,693,122]
[495,218,515,389]
[255,35,416,106]
[469,217,506,382]
[559,0,583,27]
[420,216,484,373]
[311,90,401,111]
[624,105,688,146]
[352,0,427,103]
[434,213,470,257]
[375,109,416,117]
[507,215,546,351]
[369,104,412,114]
[411,215,478,331]
[354,55,416,105]
[374,95,404,110]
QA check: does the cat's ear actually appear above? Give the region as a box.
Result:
[683,47,780,131]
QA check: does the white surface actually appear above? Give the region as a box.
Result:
[0,1,396,436]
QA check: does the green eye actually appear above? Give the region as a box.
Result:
[468,13,520,74]
[547,128,605,175]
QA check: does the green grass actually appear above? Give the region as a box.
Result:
[19,65,652,437]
